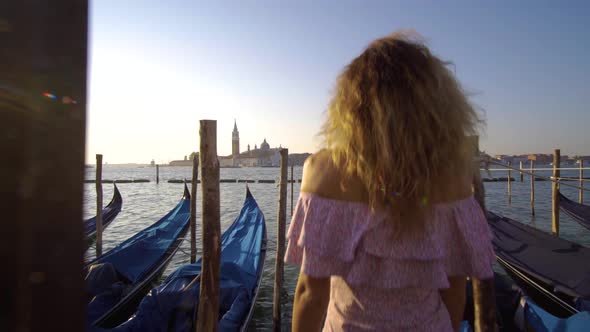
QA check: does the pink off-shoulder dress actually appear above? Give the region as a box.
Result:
[285,192,495,332]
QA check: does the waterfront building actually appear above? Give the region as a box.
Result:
[219,121,282,167]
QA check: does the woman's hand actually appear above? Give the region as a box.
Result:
[291,269,330,332]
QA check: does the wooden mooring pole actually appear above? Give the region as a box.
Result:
[580,159,584,204]
[470,136,497,332]
[507,161,511,204]
[530,160,535,216]
[96,154,103,258]
[519,161,524,182]
[472,278,497,332]
[273,148,288,332]
[291,164,294,216]
[190,154,199,263]
[552,149,560,236]
[197,120,221,332]
[156,164,159,184]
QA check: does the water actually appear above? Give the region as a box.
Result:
[84,165,590,330]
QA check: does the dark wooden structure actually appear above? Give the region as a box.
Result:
[291,165,294,216]
[196,120,221,332]
[470,136,498,332]
[530,159,535,215]
[273,149,288,331]
[96,154,104,257]
[190,154,199,263]
[552,149,560,236]
[1,1,88,331]
[578,159,584,204]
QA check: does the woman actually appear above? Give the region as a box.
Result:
[285,32,494,331]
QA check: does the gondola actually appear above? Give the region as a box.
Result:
[110,186,267,332]
[487,211,590,317]
[559,193,590,231]
[86,184,191,328]
[85,183,123,250]
[461,273,590,331]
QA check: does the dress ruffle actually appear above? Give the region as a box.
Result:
[284,193,495,289]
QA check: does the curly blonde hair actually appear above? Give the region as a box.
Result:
[322,32,481,229]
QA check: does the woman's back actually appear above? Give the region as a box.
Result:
[287,153,493,330]
[286,32,493,331]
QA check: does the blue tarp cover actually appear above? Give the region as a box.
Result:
[461,300,590,332]
[463,273,590,332]
[91,196,190,283]
[524,300,590,332]
[488,211,590,304]
[110,188,266,332]
[86,192,190,325]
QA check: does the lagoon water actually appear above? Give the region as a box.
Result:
[84,165,590,331]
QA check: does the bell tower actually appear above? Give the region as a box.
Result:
[232,120,240,156]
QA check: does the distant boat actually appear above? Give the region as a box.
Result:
[84,184,123,251]
[85,184,191,328]
[111,187,267,332]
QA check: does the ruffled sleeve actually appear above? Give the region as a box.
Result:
[284,193,495,289]
[436,198,496,278]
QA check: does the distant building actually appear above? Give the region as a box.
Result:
[170,121,311,167]
[507,156,527,164]
[169,153,198,167]
[526,154,553,164]
[219,121,283,167]
[232,121,240,157]
[289,153,311,166]
[169,159,192,166]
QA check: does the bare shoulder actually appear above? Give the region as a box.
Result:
[301,150,336,193]
[301,150,367,202]
[301,149,333,178]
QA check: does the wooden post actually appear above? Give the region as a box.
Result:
[197,120,221,332]
[190,154,199,263]
[472,278,497,332]
[291,164,294,216]
[156,164,159,184]
[530,160,535,216]
[507,161,511,204]
[519,161,524,182]
[273,148,288,332]
[580,159,584,204]
[1,1,88,329]
[469,136,497,332]
[96,154,103,258]
[552,149,560,236]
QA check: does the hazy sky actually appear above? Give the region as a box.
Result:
[87,1,590,164]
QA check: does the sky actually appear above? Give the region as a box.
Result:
[87,1,590,164]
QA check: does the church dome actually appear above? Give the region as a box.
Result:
[260,138,270,150]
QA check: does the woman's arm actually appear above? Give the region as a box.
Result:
[440,276,467,332]
[292,269,330,332]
